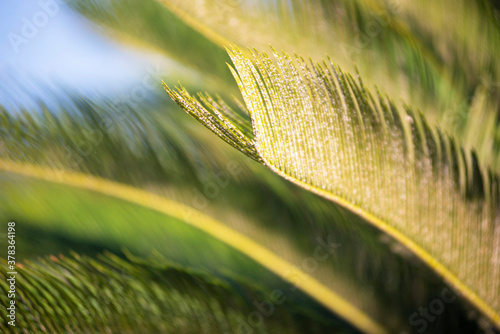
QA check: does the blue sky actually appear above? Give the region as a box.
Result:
[0,0,170,112]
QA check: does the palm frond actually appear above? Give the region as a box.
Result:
[1,56,489,334]
[165,46,500,328]
[158,0,500,171]
[0,162,391,333]
[0,252,346,333]
[69,0,237,96]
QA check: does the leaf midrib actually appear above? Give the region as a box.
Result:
[258,154,500,328]
[0,159,387,334]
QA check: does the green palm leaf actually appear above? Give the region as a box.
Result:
[0,161,388,333]
[0,252,344,333]
[70,0,237,96]
[3,1,498,332]
[4,91,477,331]
[2,69,468,332]
[157,0,500,171]
[164,46,500,329]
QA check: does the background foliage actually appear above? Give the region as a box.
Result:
[1,0,499,333]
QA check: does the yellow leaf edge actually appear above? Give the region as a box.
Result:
[261,158,500,330]
[0,159,387,334]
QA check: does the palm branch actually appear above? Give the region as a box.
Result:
[1,0,499,332]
